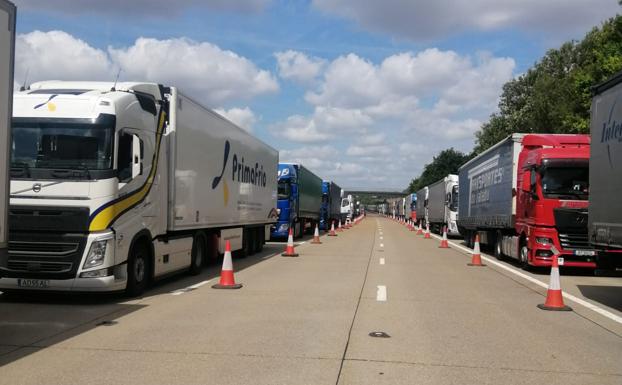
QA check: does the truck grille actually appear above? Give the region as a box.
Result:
[7,260,72,273]
[558,233,590,250]
[9,241,79,256]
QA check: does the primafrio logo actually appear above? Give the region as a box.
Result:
[33,95,58,112]
[212,140,268,206]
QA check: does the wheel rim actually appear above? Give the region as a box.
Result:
[134,256,145,282]
[520,245,528,264]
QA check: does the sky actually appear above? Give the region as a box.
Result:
[11,0,621,190]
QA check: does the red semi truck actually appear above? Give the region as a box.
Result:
[457,134,595,269]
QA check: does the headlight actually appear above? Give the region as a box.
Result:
[535,237,553,245]
[278,223,289,232]
[83,240,108,269]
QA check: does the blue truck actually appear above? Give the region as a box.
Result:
[272,163,323,238]
[320,181,344,230]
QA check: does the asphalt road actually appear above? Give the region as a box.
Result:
[1,215,621,385]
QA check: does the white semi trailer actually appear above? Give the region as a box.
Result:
[427,175,460,236]
[0,0,15,279]
[1,81,278,295]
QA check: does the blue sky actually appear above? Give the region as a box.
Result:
[11,0,620,189]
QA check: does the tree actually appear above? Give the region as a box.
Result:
[407,148,472,192]
[474,15,622,154]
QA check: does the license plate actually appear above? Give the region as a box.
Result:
[557,257,564,266]
[573,250,596,256]
[17,279,50,288]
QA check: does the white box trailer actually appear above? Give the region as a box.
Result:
[0,1,15,278]
[426,175,460,236]
[589,71,622,268]
[2,81,278,295]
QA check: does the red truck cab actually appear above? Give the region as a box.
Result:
[515,134,594,268]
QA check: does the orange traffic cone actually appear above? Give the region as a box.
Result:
[416,223,423,235]
[328,221,338,236]
[538,251,572,311]
[424,223,431,239]
[212,240,242,289]
[439,226,449,248]
[282,228,299,257]
[311,224,322,244]
[337,219,344,232]
[467,234,485,266]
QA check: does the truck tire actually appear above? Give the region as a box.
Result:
[465,231,473,249]
[254,227,263,253]
[189,233,206,275]
[126,241,150,297]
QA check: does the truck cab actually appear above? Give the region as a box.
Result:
[274,164,297,238]
[341,194,352,222]
[515,135,592,267]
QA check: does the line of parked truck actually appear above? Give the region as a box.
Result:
[397,71,622,271]
[0,77,356,295]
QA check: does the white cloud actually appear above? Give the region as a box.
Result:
[269,106,372,143]
[214,107,257,132]
[13,0,271,15]
[15,31,278,107]
[15,30,113,86]
[312,0,619,41]
[272,47,515,188]
[109,37,278,105]
[275,50,327,84]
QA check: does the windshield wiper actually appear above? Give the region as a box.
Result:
[10,162,31,177]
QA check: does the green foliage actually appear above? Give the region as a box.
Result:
[407,148,472,193]
[474,15,622,154]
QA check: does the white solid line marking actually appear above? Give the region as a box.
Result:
[189,280,211,289]
[379,258,385,265]
[377,285,387,301]
[171,279,212,295]
[429,233,622,325]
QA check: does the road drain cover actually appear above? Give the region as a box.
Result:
[96,320,118,326]
[369,331,390,338]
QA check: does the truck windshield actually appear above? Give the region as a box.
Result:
[541,165,589,200]
[11,116,114,179]
[278,180,290,200]
[450,185,459,211]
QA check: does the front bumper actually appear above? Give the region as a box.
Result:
[0,267,127,292]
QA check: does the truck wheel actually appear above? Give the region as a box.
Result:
[254,227,263,253]
[519,238,531,270]
[126,242,150,297]
[494,232,503,260]
[189,233,206,275]
[465,231,473,248]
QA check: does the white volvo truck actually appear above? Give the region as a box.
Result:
[1,81,278,295]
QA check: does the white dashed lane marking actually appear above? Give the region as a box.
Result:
[379,258,385,265]
[376,285,387,301]
[170,279,212,295]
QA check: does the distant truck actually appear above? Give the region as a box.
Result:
[272,163,322,238]
[415,187,428,226]
[341,193,353,222]
[0,0,15,278]
[457,134,595,269]
[2,81,279,295]
[407,193,417,221]
[427,175,460,236]
[589,71,622,269]
[320,180,344,230]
